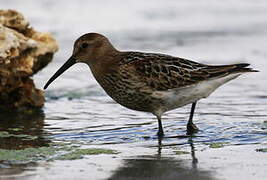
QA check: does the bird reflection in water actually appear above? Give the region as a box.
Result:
[107,137,215,180]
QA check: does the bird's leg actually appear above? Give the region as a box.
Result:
[187,102,199,134]
[156,115,164,137]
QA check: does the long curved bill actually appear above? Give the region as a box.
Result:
[43,57,76,90]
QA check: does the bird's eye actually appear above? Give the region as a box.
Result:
[81,42,88,49]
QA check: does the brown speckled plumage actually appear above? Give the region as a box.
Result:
[44,33,258,136]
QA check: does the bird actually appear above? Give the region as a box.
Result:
[44,33,257,137]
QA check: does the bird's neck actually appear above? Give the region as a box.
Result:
[88,49,122,80]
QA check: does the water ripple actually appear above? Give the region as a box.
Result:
[42,92,267,147]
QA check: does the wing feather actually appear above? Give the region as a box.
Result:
[120,52,256,91]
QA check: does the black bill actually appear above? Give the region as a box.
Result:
[43,57,76,90]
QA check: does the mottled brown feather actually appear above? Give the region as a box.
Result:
[119,52,256,91]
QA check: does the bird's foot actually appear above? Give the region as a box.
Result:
[157,130,164,138]
[186,123,199,135]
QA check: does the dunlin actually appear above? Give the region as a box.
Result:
[44,33,257,136]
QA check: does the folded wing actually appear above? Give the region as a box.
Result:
[121,52,257,91]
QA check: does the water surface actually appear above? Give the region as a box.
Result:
[1,0,267,180]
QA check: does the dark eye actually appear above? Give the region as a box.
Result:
[81,42,88,49]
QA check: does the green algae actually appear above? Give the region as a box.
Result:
[0,131,38,140]
[75,148,118,155]
[56,152,83,160]
[256,148,267,153]
[262,121,267,129]
[8,128,23,131]
[207,142,229,148]
[174,150,190,155]
[0,139,119,162]
[0,131,118,162]
[57,148,119,160]
[0,131,10,137]
[0,147,56,161]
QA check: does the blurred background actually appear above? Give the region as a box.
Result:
[2,0,266,90]
[1,0,267,180]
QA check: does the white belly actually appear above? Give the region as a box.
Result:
[151,73,243,116]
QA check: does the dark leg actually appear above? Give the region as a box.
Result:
[156,115,164,137]
[157,137,162,158]
[187,102,199,134]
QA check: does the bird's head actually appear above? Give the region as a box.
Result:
[43,33,117,89]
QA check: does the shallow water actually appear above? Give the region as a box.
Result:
[1,0,267,180]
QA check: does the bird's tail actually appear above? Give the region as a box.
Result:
[204,63,258,78]
[226,63,258,73]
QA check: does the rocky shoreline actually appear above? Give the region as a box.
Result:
[0,10,58,112]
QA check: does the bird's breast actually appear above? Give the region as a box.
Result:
[96,72,163,113]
